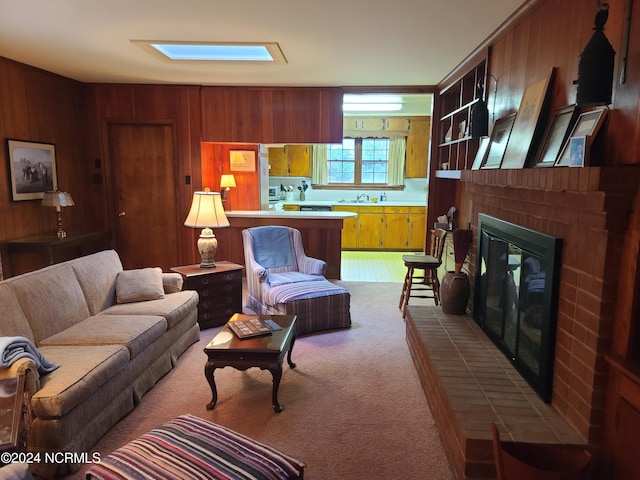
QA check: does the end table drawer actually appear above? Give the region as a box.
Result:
[170,262,244,328]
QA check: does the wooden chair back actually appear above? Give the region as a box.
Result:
[492,424,591,480]
[429,228,448,262]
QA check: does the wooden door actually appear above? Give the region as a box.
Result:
[108,123,181,270]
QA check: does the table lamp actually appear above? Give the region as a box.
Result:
[42,190,75,239]
[184,188,230,268]
[220,174,236,211]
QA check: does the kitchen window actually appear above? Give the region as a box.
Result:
[327,137,389,185]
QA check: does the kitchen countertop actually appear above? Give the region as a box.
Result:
[226,210,357,219]
[274,200,426,207]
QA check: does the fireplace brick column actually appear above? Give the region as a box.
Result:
[460,166,640,443]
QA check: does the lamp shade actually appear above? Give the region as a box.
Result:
[42,191,75,208]
[220,174,237,189]
[184,190,230,228]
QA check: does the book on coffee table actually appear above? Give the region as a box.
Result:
[228,317,282,339]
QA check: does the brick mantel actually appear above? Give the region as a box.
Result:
[460,166,640,442]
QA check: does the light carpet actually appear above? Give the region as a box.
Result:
[65,281,454,480]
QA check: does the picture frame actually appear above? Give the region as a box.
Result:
[501,68,556,169]
[532,105,579,167]
[6,139,58,201]
[471,136,490,170]
[555,107,608,166]
[569,136,587,167]
[481,113,516,169]
[229,150,256,172]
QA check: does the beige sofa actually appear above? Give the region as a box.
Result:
[0,250,199,478]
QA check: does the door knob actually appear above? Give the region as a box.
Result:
[118,211,126,217]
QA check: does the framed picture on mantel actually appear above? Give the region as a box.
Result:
[481,114,516,169]
[500,68,556,169]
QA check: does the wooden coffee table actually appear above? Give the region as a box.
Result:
[204,314,297,413]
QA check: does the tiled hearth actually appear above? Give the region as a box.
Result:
[405,305,587,479]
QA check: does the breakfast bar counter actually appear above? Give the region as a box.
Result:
[215,210,357,279]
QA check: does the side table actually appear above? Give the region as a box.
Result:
[171,262,244,329]
[0,375,26,454]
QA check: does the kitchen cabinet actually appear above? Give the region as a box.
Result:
[343,117,410,136]
[332,204,425,251]
[405,118,431,178]
[332,205,358,248]
[383,206,410,249]
[287,145,311,176]
[268,147,288,176]
[357,206,384,249]
[268,145,311,177]
[408,206,427,250]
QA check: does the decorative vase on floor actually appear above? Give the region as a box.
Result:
[440,271,470,315]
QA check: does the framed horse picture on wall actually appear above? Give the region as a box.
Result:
[6,139,58,201]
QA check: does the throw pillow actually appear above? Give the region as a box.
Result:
[116,267,164,304]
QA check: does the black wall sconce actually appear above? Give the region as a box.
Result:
[574,2,616,107]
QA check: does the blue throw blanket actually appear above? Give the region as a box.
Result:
[0,336,59,374]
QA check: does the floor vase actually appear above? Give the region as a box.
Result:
[440,272,470,315]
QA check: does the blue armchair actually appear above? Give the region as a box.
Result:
[242,226,351,336]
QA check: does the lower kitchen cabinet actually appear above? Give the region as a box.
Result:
[408,206,427,250]
[170,262,243,329]
[357,206,385,249]
[333,204,426,251]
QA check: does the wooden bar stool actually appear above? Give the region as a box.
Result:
[399,228,447,317]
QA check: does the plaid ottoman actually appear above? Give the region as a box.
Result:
[264,280,351,336]
[86,414,305,480]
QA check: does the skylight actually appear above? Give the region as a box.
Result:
[151,44,273,61]
[132,41,287,64]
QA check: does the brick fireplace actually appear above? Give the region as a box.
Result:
[462,166,639,442]
[406,166,639,477]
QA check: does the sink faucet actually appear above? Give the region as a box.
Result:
[356,194,369,203]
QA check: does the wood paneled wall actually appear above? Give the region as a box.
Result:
[200,142,261,211]
[0,58,98,274]
[200,86,344,143]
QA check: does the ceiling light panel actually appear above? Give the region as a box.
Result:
[131,41,287,64]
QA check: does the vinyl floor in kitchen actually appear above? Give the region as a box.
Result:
[340,251,414,283]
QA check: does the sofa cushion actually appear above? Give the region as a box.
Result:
[40,315,167,359]
[32,345,130,418]
[116,268,164,304]
[71,249,123,315]
[8,264,91,344]
[0,284,35,343]
[100,291,198,330]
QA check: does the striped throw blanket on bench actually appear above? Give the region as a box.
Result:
[86,414,305,480]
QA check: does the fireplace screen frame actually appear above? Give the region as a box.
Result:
[474,214,562,402]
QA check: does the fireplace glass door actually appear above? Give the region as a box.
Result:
[474,214,562,402]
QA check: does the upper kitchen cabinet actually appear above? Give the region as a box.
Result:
[268,144,311,177]
[405,117,431,178]
[435,60,486,178]
[343,117,410,136]
[201,87,343,144]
